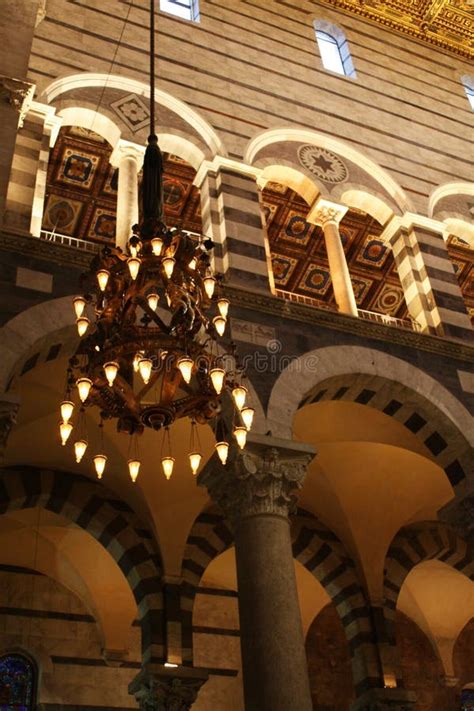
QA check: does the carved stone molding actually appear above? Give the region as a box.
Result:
[129,665,208,711]
[0,398,20,460]
[199,434,315,524]
[0,76,35,128]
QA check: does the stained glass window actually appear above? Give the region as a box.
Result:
[462,688,474,710]
[0,654,35,711]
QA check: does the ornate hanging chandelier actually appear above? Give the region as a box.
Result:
[58,0,254,481]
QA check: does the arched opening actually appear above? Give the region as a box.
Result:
[40,125,203,248]
[261,180,409,322]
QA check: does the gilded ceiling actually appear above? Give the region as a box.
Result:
[317,0,474,59]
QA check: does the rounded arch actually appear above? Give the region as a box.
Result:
[266,346,473,485]
[429,181,474,218]
[337,187,394,226]
[57,107,121,146]
[0,467,164,663]
[0,295,75,394]
[245,128,411,214]
[41,73,226,158]
[384,521,474,620]
[181,506,383,698]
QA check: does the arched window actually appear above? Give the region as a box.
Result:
[160,0,200,22]
[314,21,356,78]
[0,653,36,710]
[461,75,474,110]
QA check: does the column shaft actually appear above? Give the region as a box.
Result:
[322,219,358,317]
[116,155,139,250]
[235,513,312,711]
[198,437,315,711]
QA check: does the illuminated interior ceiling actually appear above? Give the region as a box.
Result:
[41,128,473,322]
[314,0,474,60]
[262,182,474,322]
[262,182,409,317]
[41,126,202,243]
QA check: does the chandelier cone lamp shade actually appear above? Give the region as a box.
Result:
[58,0,254,480]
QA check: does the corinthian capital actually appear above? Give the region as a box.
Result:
[199,434,315,524]
[110,138,146,168]
[129,665,208,711]
[307,199,347,227]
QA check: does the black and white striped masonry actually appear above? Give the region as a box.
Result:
[196,165,272,294]
[0,467,165,664]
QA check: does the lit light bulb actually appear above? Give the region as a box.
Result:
[162,256,175,279]
[188,257,197,270]
[151,237,163,256]
[96,269,110,292]
[209,367,225,394]
[60,400,74,423]
[215,441,229,465]
[241,406,255,431]
[217,298,230,319]
[162,456,175,480]
[232,385,248,410]
[94,454,107,479]
[147,293,159,311]
[76,377,92,403]
[60,420,73,446]
[73,296,86,318]
[233,426,247,449]
[127,256,141,280]
[128,459,141,483]
[76,316,90,337]
[203,276,216,299]
[177,356,193,384]
[133,352,144,373]
[138,357,153,385]
[74,439,88,463]
[189,451,202,475]
[103,361,119,387]
[213,316,226,337]
[128,239,142,258]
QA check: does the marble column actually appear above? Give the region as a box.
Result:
[110,140,145,251]
[129,664,208,711]
[199,433,315,711]
[308,200,358,317]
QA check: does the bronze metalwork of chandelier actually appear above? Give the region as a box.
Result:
[57,2,254,482]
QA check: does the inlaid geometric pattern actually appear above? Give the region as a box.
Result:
[261,182,409,318]
[42,127,202,244]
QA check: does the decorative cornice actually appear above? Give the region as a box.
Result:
[1,230,473,364]
[225,285,474,364]
[0,230,94,269]
[199,435,315,524]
